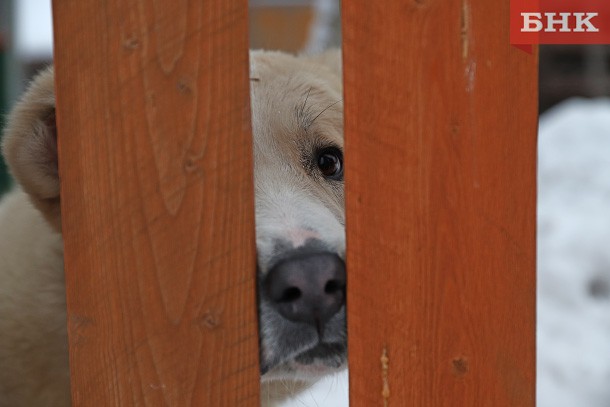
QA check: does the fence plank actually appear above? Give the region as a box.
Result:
[52,0,259,405]
[343,1,537,406]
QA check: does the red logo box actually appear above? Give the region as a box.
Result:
[511,0,610,50]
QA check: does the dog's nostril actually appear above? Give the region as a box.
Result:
[324,280,343,294]
[279,287,302,302]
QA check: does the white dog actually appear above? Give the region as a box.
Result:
[0,50,346,406]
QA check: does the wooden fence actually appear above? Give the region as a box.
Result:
[52,0,537,405]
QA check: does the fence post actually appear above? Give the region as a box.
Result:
[52,0,259,405]
[343,1,537,405]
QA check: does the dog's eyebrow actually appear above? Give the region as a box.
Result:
[300,88,312,116]
[309,99,343,128]
[296,87,313,131]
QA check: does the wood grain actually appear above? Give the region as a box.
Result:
[52,0,259,405]
[343,0,537,406]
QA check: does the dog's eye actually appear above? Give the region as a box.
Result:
[316,147,343,180]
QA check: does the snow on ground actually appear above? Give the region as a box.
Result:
[537,98,610,407]
[288,99,610,406]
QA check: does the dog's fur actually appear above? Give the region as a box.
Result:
[0,50,346,406]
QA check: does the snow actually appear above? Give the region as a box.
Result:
[537,98,610,407]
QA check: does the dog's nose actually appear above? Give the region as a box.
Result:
[264,252,346,330]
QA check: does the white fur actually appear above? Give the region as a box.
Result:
[0,189,69,406]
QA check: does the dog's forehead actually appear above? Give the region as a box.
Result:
[248,51,343,161]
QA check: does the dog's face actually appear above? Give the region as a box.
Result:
[1,50,347,385]
[249,51,346,381]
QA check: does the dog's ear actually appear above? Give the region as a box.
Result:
[1,66,61,231]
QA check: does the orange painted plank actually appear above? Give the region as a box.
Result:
[52,0,259,405]
[343,1,537,406]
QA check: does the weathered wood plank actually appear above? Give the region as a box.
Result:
[343,1,537,405]
[52,0,259,405]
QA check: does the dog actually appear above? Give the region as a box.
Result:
[0,49,346,406]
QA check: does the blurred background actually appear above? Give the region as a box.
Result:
[1,1,609,406]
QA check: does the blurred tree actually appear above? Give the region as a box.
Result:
[0,0,14,195]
